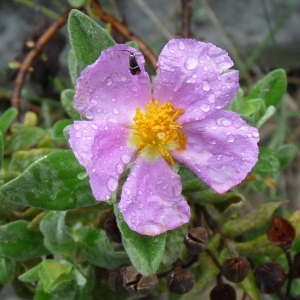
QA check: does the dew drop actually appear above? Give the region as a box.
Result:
[218,61,232,69]
[227,135,235,142]
[76,132,81,138]
[217,118,232,127]
[74,124,80,130]
[111,98,116,102]
[252,130,259,137]
[172,184,181,197]
[216,154,223,161]
[178,41,185,50]
[138,202,144,209]
[121,76,127,81]
[106,79,112,86]
[121,153,131,164]
[185,57,198,70]
[203,66,208,71]
[202,81,211,91]
[124,187,131,195]
[192,73,197,79]
[132,85,138,92]
[91,124,98,130]
[200,103,211,112]
[92,168,96,173]
[107,176,118,192]
[212,126,216,130]
[208,94,216,103]
[161,184,168,190]
[113,108,119,115]
[116,163,123,174]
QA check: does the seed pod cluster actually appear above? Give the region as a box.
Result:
[184,227,208,254]
[167,267,195,294]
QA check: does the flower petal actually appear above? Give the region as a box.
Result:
[69,120,137,200]
[154,38,239,123]
[74,44,152,125]
[173,110,259,193]
[119,155,190,236]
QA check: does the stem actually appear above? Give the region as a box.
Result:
[206,248,223,271]
[181,0,193,38]
[284,248,294,297]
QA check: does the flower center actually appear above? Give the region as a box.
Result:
[130,99,186,165]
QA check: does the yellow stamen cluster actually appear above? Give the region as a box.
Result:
[130,99,186,165]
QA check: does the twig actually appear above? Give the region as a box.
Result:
[181,0,193,38]
[90,0,158,70]
[11,9,70,112]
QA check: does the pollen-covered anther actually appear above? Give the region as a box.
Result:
[131,99,186,164]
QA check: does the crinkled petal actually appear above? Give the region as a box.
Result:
[173,110,259,193]
[154,39,239,124]
[74,44,152,125]
[119,155,190,236]
[69,120,137,201]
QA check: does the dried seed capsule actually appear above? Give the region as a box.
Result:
[254,262,286,294]
[184,227,208,254]
[221,257,250,283]
[293,252,300,278]
[167,267,195,294]
[210,284,236,300]
[108,266,127,292]
[123,266,158,297]
[267,215,296,251]
[104,213,122,243]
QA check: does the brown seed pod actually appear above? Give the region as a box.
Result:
[254,262,286,294]
[210,284,236,300]
[267,215,296,251]
[184,227,208,254]
[221,257,251,283]
[167,267,195,294]
[104,213,122,243]
[123,266,158,297]
[108,266,127,292]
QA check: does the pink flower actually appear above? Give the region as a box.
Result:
[69,39,259,236]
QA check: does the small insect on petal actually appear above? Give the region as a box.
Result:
[128,52,141,75]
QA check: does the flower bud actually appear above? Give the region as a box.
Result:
[254,262,286,294]
[221,257,250,283]
[267,215,295,251]
[108,266,127,292]
[184,227,208,254]
[123,266,158,297]
[293,252,300,278]
[104,213,122,243]
[210,284,236,300]
[167,267,194,294]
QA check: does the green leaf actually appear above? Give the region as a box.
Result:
[221,202,283,238]
[238,270,261,300]
[40,211,76,257]
[162,224,187,265]
[35,275,78,300]
[0,257,15,284]
[0,131,3,169]
[0,108,18,135]
[240,98,265,116]
[0,150,98,210]
[52,120,73,142]
[114,204,166,276]
[253,147,281,174]
[74,266,95,300]
[0,220,49,261]
[68,9,115,78]
[276,144,296,169]
[9,148,61,173]
[75,227,129,269]
[246,69,287,107]
[256,105,276,128]
[68,0,85,8]
[4,126,46,155]
[68,50,77,86]
[61,89,81,120]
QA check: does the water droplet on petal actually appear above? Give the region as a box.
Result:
[227,135,235,142]
[192,73,197,78]
[121,153,131,164]
[106,79,112,86]
[107,176,118,192]
[116,163,123,174]
[178,41,185,50]
[185,57,198,70]
[74,124,80,130]
[91,124,98,130]
[217,118,232,127]
[202,81,211,91]
[216,154,223,161]
[172,184,182,197]
[200,103,211,112]
[252,130,259,137]
[208,94,216,103]
[132,85,137,92]
[92,168,96,173]
[161,184,168,190]
[111,98,116,102]
[212,126,216,130]
[76,132,81,138]
[124,187,131,195]
[113,108,119,115]
[218,61,232,69]
[203,66,208,71]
